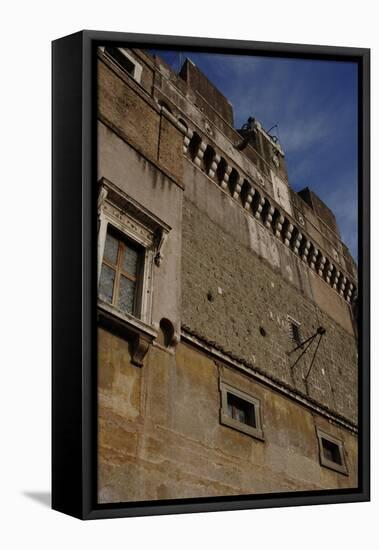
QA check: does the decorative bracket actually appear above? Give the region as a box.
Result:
[130,333,151,367]
[153,227,169,267]
[97,186,108,211]
[97,303,157,368]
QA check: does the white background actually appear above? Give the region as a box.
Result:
[1,1,377,548]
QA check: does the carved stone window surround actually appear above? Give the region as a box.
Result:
[97,301,157,367]
[97,178,171,365]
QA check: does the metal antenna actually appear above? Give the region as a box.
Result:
[267,124,278,135]
[289,335,317,370]
[288,327,326,373]
[288,331,318,356]
[304,331,325,380]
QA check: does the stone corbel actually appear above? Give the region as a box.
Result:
[208,153,221,179]
[293,232,303,255]
[332,270,341,290]
[274,212,285,238]
[220,165,232,190]
[300,240,311,262]
[232,175,242,200]
[243,187,255,211]
[153,227,169,267]
[283,221,294,247]
[347,284,356,304]
[130,333,151,367]
[309,247,319,270]
[254,195,265,221]
[183,128,194,154]
[316,255,327,277]
[194,140,207,168]
[339,276,347,297]
[264,204,275,230]
[97,302,157,368]
[97,185,108,211]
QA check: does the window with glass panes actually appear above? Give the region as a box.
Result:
[99,228,142,317]
[227,392,257,428]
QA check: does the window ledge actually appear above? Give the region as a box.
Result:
[97,300,158,366]
[220,411,264,441]
[319,457,349,476]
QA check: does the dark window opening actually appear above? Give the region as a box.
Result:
[227,393,256,428]
[322,438,342,465]
[188,132,202,162]
[251,189,262,215]
[289,319,302,346]
[216,157,227,185]
[240,179,252,207]
[203,145,215,174]
[104,47,136,77]
[228,168,239,196]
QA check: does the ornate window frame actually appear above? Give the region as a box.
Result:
[97,177,171,365]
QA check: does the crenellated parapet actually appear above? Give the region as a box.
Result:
[179,121,357,305]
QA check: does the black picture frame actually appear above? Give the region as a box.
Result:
[52,30,370,520]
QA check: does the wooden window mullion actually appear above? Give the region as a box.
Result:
[99,229,142,317]
[120,242,138,282]
[112,241,123,307]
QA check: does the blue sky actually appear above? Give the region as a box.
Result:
[151,50,358,261]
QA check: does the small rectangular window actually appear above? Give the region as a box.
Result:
[104,47,136,77]
[321,438,342,465]
[102,47,143,83]
[99,227,142,318]
[316,427,348,475]
[288,315,303,346]
[227,393,256,428]
[220,381,264,440]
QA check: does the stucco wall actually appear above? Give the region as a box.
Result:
[98,329,357,503]
[97,119,183,336]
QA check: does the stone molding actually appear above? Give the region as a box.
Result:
[97,302,158,367]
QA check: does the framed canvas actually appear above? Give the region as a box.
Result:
[52,30,370,519]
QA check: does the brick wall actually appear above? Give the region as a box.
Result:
[182,196,358,424]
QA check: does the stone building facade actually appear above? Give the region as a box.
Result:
[96,46,358,503]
